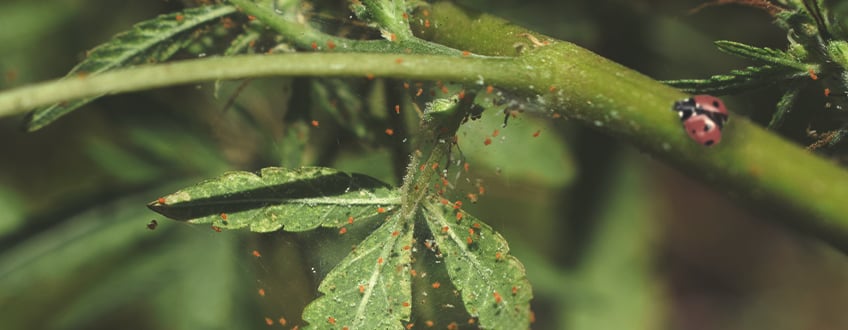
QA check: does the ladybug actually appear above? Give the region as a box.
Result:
[672,94,729,146]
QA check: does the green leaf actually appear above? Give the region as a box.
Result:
[768,86,802,129]
[714,40,808,70]
[664,65,809,94]
[422,200,533,329]
[352,0,413,40]
[26,4,238,131]
[148,167,401,232]
[302,214,413,329]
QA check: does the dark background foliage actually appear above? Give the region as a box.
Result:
[0,0,845,329]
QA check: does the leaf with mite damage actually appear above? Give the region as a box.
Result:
[26,4,238,131]
[148,167,401,232]
[422,200,533,329]
[301,213,413,329]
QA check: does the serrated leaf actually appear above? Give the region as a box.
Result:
[148,167,401,232]
[422,201,532,329]
[302,214,413,329]
[26,5,238,131]
[715,40,808,70]
[664,65,808,94]
[768,87,802,129]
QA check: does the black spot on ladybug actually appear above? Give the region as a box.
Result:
[703,125,709,132]
[704,140,714,146]
[713,101,720,107]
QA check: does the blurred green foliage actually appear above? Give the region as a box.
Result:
[0,0,846,329]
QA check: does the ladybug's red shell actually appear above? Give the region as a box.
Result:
[682,115,722,146]
[672,94,729,147]
[691,95,728,116]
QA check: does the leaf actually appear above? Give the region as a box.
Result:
[768,86,802,129]
[714,40,808,70]
[351,0,413,40]
[664,65,809,94]
[422,201,533,329]
[148,167,401,232]
[302,214,413,329]
[25,4,238,131]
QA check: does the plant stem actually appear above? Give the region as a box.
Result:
[227,0,461,55]
[417,2,848,252]
[0,53,516,116]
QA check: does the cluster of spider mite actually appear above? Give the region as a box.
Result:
[673,95,729,147]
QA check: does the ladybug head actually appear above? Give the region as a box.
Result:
[672,98,698,120]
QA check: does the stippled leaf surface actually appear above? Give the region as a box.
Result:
[302,214,413,329]
[422,200,533,329]
[148,167,401,232]
[26,4,237,131]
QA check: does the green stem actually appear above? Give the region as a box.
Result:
[228,0,461,55]
[418,2,848,251]
[0,54,516,116]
